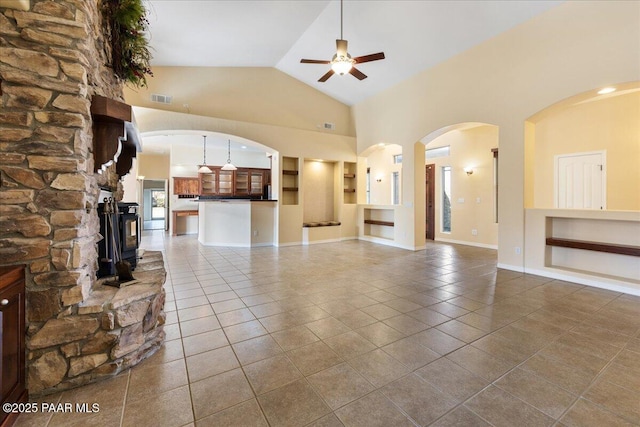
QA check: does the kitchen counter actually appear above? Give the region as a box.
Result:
[197,199,276,247]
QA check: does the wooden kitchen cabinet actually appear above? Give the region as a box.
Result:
[173,177,199,196]
[1,265,27,427]
[198,167,270,197]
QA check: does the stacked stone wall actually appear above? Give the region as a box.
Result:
[0,0,164,395]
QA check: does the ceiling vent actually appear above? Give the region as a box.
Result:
[151,94,172,104]
[323,122,335,130]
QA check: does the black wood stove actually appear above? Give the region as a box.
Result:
[97,202,139,278]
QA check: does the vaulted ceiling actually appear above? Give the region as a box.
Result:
[146,0,563,106]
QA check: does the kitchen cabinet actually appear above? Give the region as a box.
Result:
[198,167,270,197]
[173,177,199,196]
[1,265,27,427]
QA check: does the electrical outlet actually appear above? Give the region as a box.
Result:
[253,230,258,236]
[471,229,478,236]
[515,246,521,255]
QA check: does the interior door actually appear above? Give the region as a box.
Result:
[556,152,605,209]
[425,164,435,239]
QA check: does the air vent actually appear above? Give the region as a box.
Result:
[323,122,335,130]
[151,94,172,104]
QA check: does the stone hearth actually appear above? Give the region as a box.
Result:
[27,252,166,395]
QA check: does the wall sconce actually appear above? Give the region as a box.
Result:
[464,167,474,176]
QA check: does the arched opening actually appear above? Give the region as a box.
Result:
[420,122,499,249]
[524,82,640,211]
[360,143,403,206]
[122,130,278,236]
[522,82,640,289]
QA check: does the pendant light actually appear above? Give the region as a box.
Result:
[221,139,237,171]
[198,135,212,174]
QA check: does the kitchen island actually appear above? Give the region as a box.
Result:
[197,199,277,247]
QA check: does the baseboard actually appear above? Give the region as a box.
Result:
[302,238,342,246]
[435,237,498,250]
[497,263,525,273]
[524,266,640,296]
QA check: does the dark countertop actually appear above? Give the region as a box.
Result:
[194,198,277,202]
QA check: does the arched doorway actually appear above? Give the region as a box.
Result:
[420,123,499,248]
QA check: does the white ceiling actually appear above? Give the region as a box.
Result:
[146,0,563,106]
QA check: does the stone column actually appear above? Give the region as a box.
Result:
[0,0,130,394]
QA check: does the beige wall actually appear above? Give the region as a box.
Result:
[138,153,170,179]
[365,144,402,205]
[303,160,335,223]
[351,1,640,269]
[124,67,354,136]
[427,126,498,247]
[530,92,640,210]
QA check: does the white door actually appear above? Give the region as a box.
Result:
[556,151,605,209]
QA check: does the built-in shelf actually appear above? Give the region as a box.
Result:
[363,207,395,240]
[282,157,299,205]
[364,219,394,227]
[546,238,640,257]
[343,162,357,204]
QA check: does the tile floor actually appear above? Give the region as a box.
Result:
[15,232,640,427]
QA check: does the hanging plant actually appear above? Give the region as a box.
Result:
[103,0,153,88]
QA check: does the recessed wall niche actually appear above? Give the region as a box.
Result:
[303,160,337,223]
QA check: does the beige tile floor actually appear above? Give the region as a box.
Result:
[15,232,640,427]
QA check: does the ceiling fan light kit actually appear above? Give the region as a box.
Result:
[301,0,385,82]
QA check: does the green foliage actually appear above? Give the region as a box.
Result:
[104,0,153,88]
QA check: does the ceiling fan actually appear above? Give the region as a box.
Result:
[300,0,385,82]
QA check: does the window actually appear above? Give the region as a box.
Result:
[151,190,166,219]
[442,166,451,232]
[366,167,371,204]
[392,171,400,205]
[426,146,450,159]
[393,154,402,164]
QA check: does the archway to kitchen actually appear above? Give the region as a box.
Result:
[122,130,278,238]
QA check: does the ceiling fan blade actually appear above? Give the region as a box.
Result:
[318,69,335,82]
[349,67,367,80]
[353,52,385,64]
[301,59,331,64]
[336,39,348,57]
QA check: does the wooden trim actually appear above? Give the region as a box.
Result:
[364,219,394,227]
[282,170,299,175]
[344,173,356,178]
[343,189,356,193]
[282,187,299,191]
[546,238,640,257]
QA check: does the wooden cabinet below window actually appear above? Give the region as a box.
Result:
[1,265,27,427]
[173,177,199,196]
